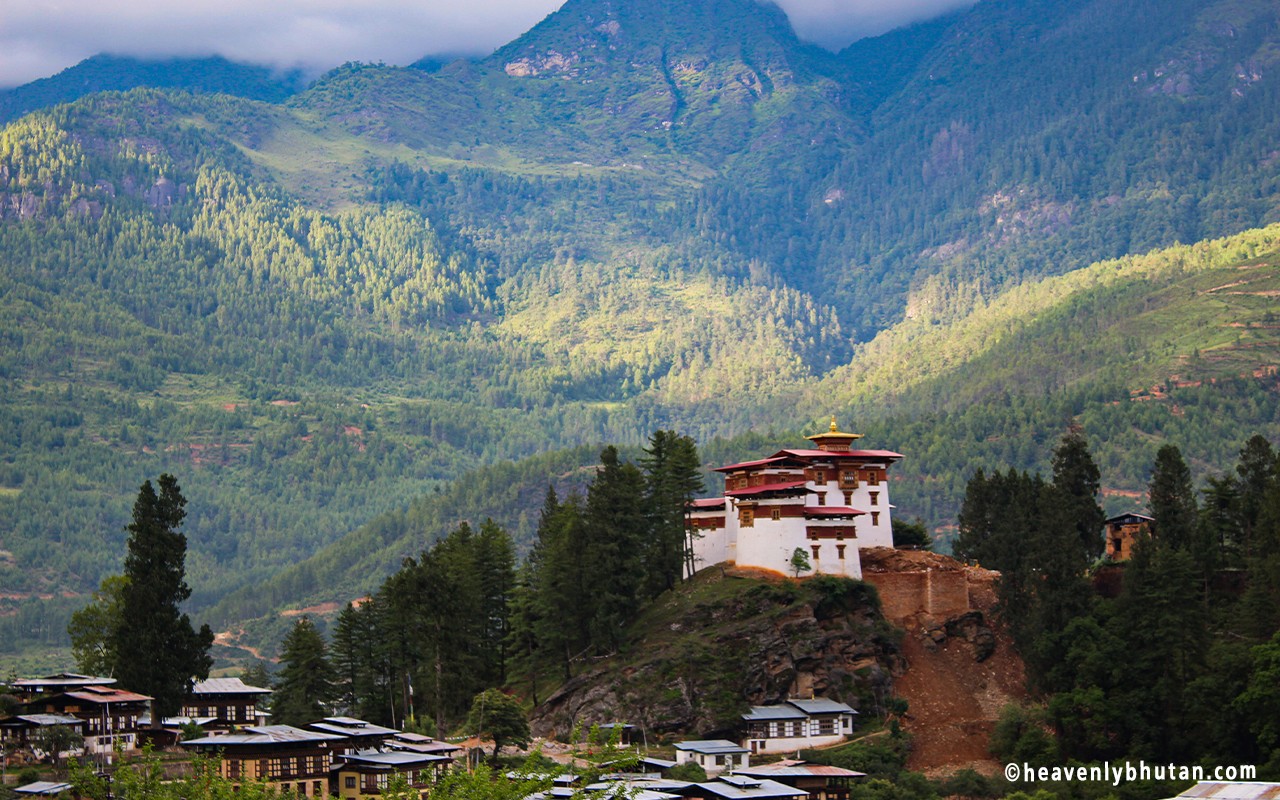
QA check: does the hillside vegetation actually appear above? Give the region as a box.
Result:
[3,0,1280,664]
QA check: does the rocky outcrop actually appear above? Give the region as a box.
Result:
[859,547,1026,775]
[528,569,904,740]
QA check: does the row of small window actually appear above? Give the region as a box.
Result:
[232,755,330,778]
[739,509,880,526]
[278,781,325,797]
[345,771,434,790]
[728,469,883,490]
[183,704,254,721]
[87,715,138,732]
[760,720,840,737]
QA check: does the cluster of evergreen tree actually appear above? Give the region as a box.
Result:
[508,432,704,701]
[271,431,702,733]
[958,431,1280,774]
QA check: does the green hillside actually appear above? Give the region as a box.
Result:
[3,0,1280,666]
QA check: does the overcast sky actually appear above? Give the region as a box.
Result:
[0,0,976,89]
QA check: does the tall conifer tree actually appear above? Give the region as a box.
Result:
[1149,444,1198,551]
[641,430,704,597]
[113,474,213,719]
[272,617,335,726]
[1051,427,1105,561]
[583,447,647,652]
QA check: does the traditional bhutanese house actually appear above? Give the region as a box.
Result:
[693,775,808,800]
[21,685,151,755]
[1105,513,1153,561]
[385,731,463,758]
[673,740,750,776]
[0,713,85,752]
[688,420,903,580]
[182,677,272,730]
[10,674,116,701]
[740,699,858,755]
[733,761,866,800]
[334,749,452,799]
[180,724,344,797]
[307,717,399,753]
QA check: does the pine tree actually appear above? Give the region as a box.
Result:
[1051,427,1105,561]
[330,601,386,720]
[1149,444,1198,551]
[530,489,590,679]
[1110,539,1207,759]
[1235,435,1277,558]
[582,447,647,652]
[113,474,214,719]
[272,617,335,726]
[505,563,543,706]
[474,520,516,684]
[641,430,705,597]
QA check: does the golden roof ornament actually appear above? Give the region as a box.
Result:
[806,416,863,451]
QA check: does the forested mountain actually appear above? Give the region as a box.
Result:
[0,54,309,125]
[3,0,1280,666]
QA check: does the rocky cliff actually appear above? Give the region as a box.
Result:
[860,547,1027,775]
[529,567,905,740]
[529,550,1028,778]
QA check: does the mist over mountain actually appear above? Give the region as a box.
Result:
[0,54,310,125]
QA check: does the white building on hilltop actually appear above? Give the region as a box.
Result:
[687,420,903,580]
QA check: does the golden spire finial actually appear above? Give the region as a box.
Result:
[830,415,838,433]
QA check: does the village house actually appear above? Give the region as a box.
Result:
[1105,512,1153,561]
[10,673,117,699]
[307,716,399,753]
[334,749,452,799]
[180,677,272,731]
[687,421,902,580]
[0,713,85,758]
[696,775,809,800]
[740,698,858,755]
[19,683,151,758]
[733,761,866,800]
[673,740,751,776]
[181,724,344,797]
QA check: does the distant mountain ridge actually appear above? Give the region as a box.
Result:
[0,54,310,125]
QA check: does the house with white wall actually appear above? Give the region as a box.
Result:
[740,698,858,754]
[673,739,751,775]
[688,420,903,580]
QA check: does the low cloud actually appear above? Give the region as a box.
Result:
[776,0,976,49]
[0,0,975,89]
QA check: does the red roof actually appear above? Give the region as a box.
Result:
[714,456,793,473]
[724,480,809,498]
[780,448,904,460]
[803,506,866,518]
[66,687,152,704]
[690,498,726,509]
